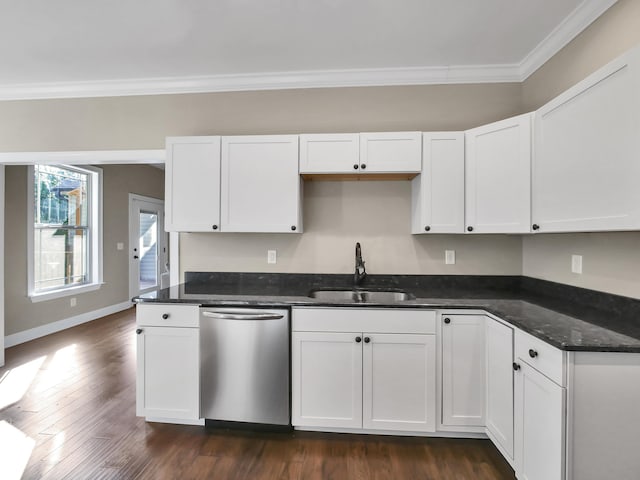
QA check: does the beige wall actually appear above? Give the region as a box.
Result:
[181,181,523,277]
[521,0,640,299]
[4,164,164,335]
[522,0,640,110]
[0,82,525,294]
[0,84,522,151]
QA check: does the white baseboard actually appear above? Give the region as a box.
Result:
[4,301,133,348]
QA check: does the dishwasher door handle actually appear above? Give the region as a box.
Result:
[202,311,285,321]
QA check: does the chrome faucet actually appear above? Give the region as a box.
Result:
[354,242,366,286]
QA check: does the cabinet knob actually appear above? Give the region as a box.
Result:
[444,317,451,324]
[136,328,143,335]
[424,226,431,232]
[532,224,540,231]
[291,225,297,231]
[512,362,521,371]
[360,164,367,170]
[353,164,359,170]
[467,226,474,232]
[364,337,371,343]
[162,313,169,320]
[529,349,538,358]
[355,336,362,343]
[212,225,218,230]
[133,255,139,259]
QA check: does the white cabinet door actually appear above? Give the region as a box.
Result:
[292,331,363,429]
[486,318,514,461]
[533,46,640,232]
[411,132,465,234]
[299,133,360,174]
[441,314,485,427]
[136,326,200,420]
[221,135,302,233]
[465,113,532,233]
[362,333,436,432]
[360,132,422,173]
[514,361,565,480]
[165,136,221,232]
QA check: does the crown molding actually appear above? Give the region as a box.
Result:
[0,149,165,165]
[0,0,618,100]
[519,0,619,80]
[0,64,523,101]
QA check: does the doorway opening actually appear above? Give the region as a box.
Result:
[129,195,167,300]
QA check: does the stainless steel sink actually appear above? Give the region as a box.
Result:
[308,289,414,303]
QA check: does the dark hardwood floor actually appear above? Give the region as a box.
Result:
[0,308,516,479]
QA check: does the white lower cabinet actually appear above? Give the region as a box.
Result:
[441,314,486,428]
[136,325,200,420]
[291,331,363,429]
[485,317,514,461]
[514,361,565,480]
[363,333,436,432]
[292,308,437,433]
[136,304,200,421]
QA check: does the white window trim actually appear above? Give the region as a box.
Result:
[27,164,104,302]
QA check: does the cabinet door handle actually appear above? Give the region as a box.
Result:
[364,337,371,343]
[291,226,297,231]
[512,362,520,371]
[424,226,431,232]
[360,164,367,170]
[467,226,474,232]
[529,349,538,358]
[162,313,169,320]
[444,317,451,324]
[532,224,540,231]
[355,336,362,343]
[136,328,143,335]
[133,255,139,259]
[212,225,218,230]
[353,164,359,170]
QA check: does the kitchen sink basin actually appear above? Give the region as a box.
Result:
[308,289,414,303]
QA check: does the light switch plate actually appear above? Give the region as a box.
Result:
[445,250,456,265]
[571,254,583,274]
[267,250,277,264]
[116,242,124,250]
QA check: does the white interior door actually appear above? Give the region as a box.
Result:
[129,195,167,300]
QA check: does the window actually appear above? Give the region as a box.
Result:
[28,165,102,301]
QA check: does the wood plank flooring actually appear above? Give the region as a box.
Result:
[0,308,516,479]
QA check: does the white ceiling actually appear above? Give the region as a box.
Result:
[0,0,618,99]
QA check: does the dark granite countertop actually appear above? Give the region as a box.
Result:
[135,273,640,353]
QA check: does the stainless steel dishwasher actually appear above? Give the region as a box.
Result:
[200,308,290,426]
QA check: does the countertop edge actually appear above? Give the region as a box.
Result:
[134,295,640,353]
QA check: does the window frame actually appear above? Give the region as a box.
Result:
[27,164,103,302]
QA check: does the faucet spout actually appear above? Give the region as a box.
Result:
[354,242,367,286]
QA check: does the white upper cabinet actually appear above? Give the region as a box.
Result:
[221,135,302,233]
[300,132,422,174]
[411,132,465,234]
[165,136,221,232]
[360,132,422,173]
[533,46,640,233]
[299,133,360,174]
[465,113,533,234]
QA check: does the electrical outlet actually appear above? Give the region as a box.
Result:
[445,250,456,265]
[116,242,124,250]
[267,250,277,264]
[70,297,77,307]
[571,254,583,274]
